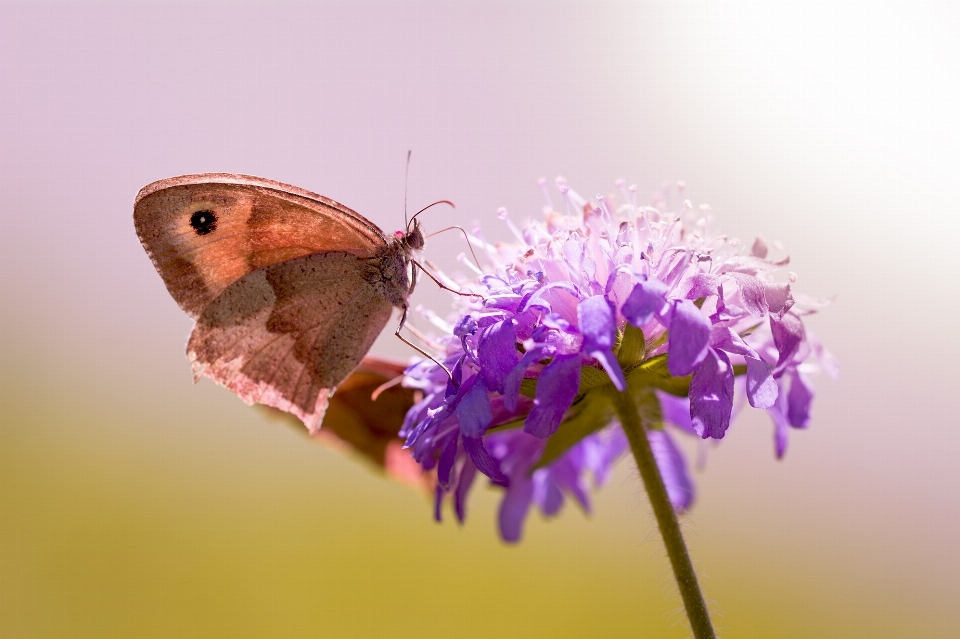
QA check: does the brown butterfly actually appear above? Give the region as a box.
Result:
[134,173,432,433]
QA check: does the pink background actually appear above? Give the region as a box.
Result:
[2,2,958,637]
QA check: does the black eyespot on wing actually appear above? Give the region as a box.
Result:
[190,210,218,236]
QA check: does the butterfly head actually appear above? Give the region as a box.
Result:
[403,218,426,251]
[394,222,424,254]
[400,198,454,255]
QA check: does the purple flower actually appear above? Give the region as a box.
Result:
[400,179,836,541]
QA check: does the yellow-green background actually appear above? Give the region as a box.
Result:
[2,2,957,637]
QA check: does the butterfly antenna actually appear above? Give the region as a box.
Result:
[409,200,456,231]
[404,150,412,229]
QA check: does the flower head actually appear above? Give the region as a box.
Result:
[401,179,835,541]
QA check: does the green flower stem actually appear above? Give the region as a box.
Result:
[609,389,716,639]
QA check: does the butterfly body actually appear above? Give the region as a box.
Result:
[135,174,422,433]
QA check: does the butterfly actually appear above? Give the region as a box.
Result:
[134,173,431,434]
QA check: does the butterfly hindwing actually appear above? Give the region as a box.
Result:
[187,252,397,433]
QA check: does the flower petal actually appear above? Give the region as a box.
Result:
[764,282,794,319]
[534,471,565,516]
[728,272,768,317]
[710,327,778,409]
[498,475,534,543]
[550,451,592,511]
[579,295,616,351]
[590,349,627,392]
[578,295,626,391]
[680,272,721,300]
[519,281,582,316]
[745,356,778,409]
[454,460,478,523]
[478,319,520,395]
[667,299,712,377]
[433,483,444,522]
[437,434,459,490]
[787,369,814,428]
[524,354,581,438]
[462,435,509,485]
[503,347,543,412]
[657,392,695,435]
[689,348,734,439]
[456,375,493,438]
[582,429,628,486]
[768,388,790,459]
[622,276,668,327]
[648,429,695,512]
[771,312,806,375]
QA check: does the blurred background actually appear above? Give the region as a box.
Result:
[2,1,958,637]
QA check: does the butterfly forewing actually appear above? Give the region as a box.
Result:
[134,174,388,318]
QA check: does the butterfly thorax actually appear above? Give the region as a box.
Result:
[364,226,421,308]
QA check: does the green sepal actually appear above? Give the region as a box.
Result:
[626,354,691,397]
[616,324,646,368]
[579,366,612,393]
[637,353,669,371]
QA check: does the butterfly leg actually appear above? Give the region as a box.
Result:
[411,259,484,300]
[394,305,454,383]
